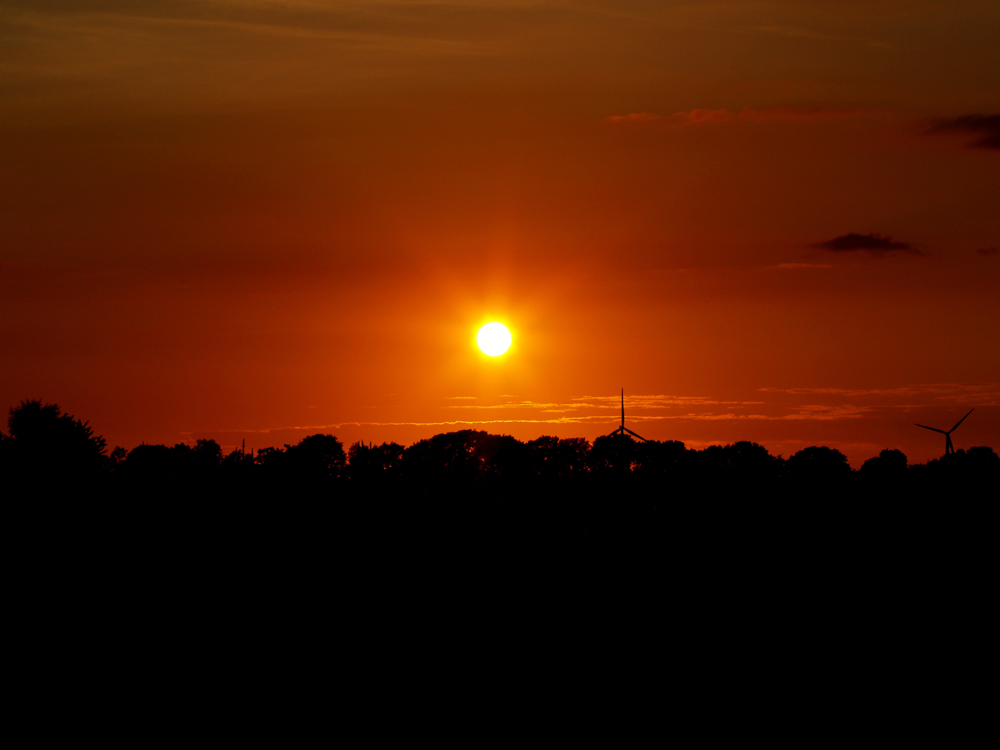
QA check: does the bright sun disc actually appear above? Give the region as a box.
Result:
[477,322,512,356]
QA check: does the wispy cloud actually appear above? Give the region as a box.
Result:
[622,405,868,421]
[749,24,894,50]
[445,401,575,412]
[180,383,998,443]
[761,383,1000,405]
[605,106,866,126]
[604,112,664,125]
[775,262,833,269]
[183,406,868,436]
[444,394,750,412]
[189,392,882,438]
[572,394,747,408]
[183,415,627,435]
[783,405,868,420]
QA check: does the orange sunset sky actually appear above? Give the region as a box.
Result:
[2,1,998,466]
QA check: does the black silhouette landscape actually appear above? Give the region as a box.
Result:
[5,394,992,741]
[6,400,994,507]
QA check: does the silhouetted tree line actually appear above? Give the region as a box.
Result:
[3,399,996,506]
[5,398,994,669]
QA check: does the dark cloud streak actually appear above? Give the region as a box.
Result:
[927,115,1000,150]
[812,232,919,255]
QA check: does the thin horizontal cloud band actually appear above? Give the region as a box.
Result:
[181,407,871,437]
[444,396,762,410]
[181,383,998,436]
[760,383,1000,402]
[605,107,871,126]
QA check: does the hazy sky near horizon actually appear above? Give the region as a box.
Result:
[2,0,998,465]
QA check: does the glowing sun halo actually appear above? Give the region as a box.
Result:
[477,322,512,356]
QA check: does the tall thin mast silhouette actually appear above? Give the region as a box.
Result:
[915,408,973,456]
[606,388,647,441]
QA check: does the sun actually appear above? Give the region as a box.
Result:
[477,322,512,356]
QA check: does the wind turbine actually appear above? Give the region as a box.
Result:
[606,389,647,442]
[915,408,974,456]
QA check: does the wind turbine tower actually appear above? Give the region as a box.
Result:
[606,389,647,442]
[915,408,974,456]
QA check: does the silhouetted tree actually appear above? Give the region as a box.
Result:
[966,446,999,467]
[633,439,687,475]
[222,447,255,476]
[401,430,526,496]
[909,445,1000,499]
[786,446,852,493]
[249,445,289,490]
[123,444,176,480]
[860,449,907,481]
[5,400,108,485]
[404,430,477,486]
[527,436,590,480]
[193,439,223,470]
[5,396,997,526]
[284,434,345,485]
[348,441,405,484]
[254,446,284,468]
[715,442,780,484]
[588,433,640,476]
[479,433,530,484]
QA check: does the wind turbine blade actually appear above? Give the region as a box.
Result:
[624,428,647,442]
[948,408,974,433]
[915,424,948,434]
